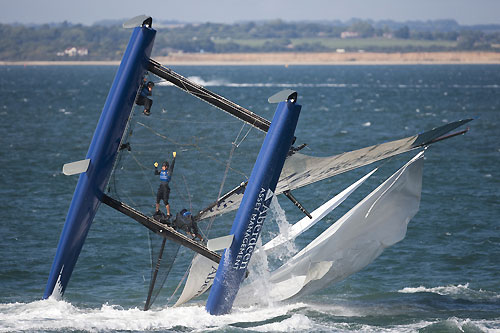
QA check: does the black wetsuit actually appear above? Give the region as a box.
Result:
[136,82,153,112]
[174,210,202,240]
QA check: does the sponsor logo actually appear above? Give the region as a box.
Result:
[194,264,218,297]
[233,187,273,270]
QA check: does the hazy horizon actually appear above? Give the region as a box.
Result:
[1,0,500,26]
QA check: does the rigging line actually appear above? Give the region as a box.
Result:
[136,121,191,147]
[167,124,247,305]
[170,175,191,210]
[235,123,253,148]
[137,120,241,154]
[204,125,242,232]
[191,142,248,180]
[181,174,192,212]
[153,118,241,125]
[129,150,156,198]
[140,119,248,177]
[137,119,260,151]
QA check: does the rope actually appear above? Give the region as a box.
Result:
[204,122,249,233]
[129,150,156,198]
[137,121,249,179]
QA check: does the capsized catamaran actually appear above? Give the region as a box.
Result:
[44,16,472,314]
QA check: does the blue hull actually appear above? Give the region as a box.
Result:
[43,26,156,299]
[206,100,302,315]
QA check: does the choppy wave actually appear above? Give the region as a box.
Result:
[398,283,500,300]
[156,76,229,87]
[2,299,498,332]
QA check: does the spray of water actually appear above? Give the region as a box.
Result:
[267,196,297,262]
[234,196,298,307]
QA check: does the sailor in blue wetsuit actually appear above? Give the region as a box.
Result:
[136,79,154,116]
[154,152,176,216]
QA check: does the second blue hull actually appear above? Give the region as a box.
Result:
[206,100,302,315]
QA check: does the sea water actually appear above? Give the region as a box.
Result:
[0,65,499,332]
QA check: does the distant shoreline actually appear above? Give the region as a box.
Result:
[2,51,500,66]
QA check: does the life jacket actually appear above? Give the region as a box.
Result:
[160,169,171,183]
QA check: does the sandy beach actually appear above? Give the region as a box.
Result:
[2,51,500,66]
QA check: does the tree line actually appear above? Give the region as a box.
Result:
[1,20,499,61]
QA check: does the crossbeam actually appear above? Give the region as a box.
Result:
[101,194,221,263]
[148,58,271,132]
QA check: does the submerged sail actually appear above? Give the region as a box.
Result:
[238,151,425,303]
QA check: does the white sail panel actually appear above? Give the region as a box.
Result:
[239,151,424,303]
[174,254,218,307]
[260,167,377,253]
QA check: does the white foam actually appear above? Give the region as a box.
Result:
[398,283,500,300]
[399,283,471,295]
[156,76,228,87]
[268,196,297,261]
[186,76,229,86]
[156,78,358,89]
[2,299,499,332]
[252,313,312,332]
[0,299,315,332]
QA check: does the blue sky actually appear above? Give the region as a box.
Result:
[1,0,499,25]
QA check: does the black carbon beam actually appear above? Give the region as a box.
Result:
[283,190,313,219]
[101,194,221,263]
[147,58,271,133]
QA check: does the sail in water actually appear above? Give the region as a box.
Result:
[174,166,377,306]
[237,150,425,303]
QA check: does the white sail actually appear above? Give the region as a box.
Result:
[260,167,377,253]
[239,151,424,303]
[174,254,219,307]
